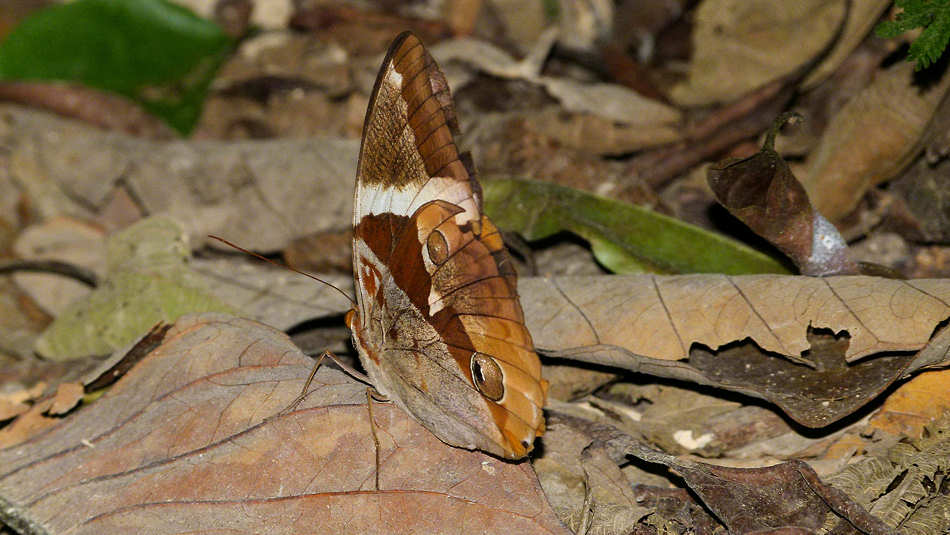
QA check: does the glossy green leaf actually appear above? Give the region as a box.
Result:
[0,0,231,134]
[483,177,791,275]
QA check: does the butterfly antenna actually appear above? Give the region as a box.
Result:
[208,235,357,308]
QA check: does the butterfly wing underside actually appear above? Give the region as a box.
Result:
[349,32,546,459]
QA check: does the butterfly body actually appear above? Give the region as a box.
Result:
[348,32,546,459]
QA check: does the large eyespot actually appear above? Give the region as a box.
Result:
[426,229,449,265]
[470,352,504,401]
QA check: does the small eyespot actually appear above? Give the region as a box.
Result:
[427,229,449,265]
[470,352,504,401]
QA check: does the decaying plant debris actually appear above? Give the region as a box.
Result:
[2,1,950,534]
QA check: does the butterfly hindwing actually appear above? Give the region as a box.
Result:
[350,32,546,459]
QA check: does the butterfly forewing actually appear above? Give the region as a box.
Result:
[350,32,546,458]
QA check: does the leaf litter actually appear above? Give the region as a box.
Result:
[0,314,568,535]
[4,1,950,533]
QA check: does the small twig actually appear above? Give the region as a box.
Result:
[0,259,99,287]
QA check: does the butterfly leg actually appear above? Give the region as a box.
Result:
[279,349,373,416]
[365,387,387,491]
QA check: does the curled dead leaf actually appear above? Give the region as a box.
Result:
[521,274,950,427]
[670,0,847,106]
[801,61,950,222]
[708,113,857,276]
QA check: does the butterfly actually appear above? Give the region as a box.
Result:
[346,31,547,459]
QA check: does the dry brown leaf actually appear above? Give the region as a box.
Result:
[577,445,651,534]
[46,382,82,415]
[868,369,950,438]
[0,382,45,421]
[801,61,950,222]
[1,105,360,252]
[531,412,595,531]
[670,0,847,106]
[532,409,659,534]
[0,398,28,421]
[0,396,56,449]
[528,108,681,156]
[0,314,567,535]
[429,36,681,128]
[0,279,50,360]
[194,33,365,140]
[190,257,352,330]
[521,275,950,426]
[525,275,949,362]
[799,0,892,89]
[0,82,175,139]
[708,117,858,276]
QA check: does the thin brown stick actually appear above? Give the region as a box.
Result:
[0,259,99,287]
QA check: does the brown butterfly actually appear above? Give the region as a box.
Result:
[346,32,547,459]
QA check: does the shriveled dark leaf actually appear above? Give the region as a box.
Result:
[688,329,918,428]
[708,113,857,276]
[663,459,892,534]
[554,413,892,534]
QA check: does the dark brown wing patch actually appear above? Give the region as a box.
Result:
[357,32,470,189]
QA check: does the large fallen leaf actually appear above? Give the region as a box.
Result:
[520,275,950,427]
[670,0,847,106]
[483,177,789,275]
[801,60,950,222]
[0,314,568,535]
[800,0,891,89]
[190,256,352,331]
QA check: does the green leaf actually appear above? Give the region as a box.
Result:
[875,0,950,70]
[483,177,791,275]
[0,0,232,134]
[34,216,234,361]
